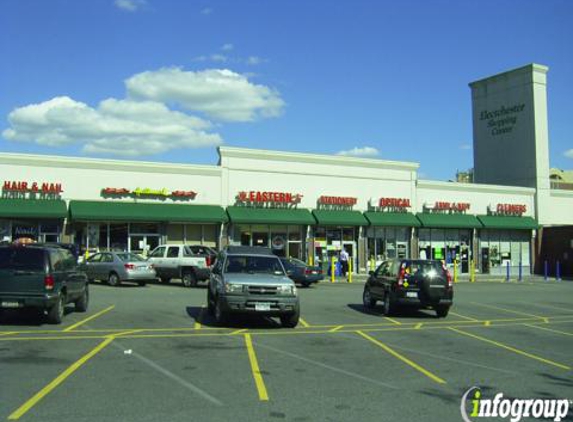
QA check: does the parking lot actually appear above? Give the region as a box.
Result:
[1,278,572,422]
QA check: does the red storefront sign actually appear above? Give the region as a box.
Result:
[378,197,411,208]
[318,196,357,206]
[101,187,197,199]
[236,191,303,204]
[3,181,63,194]
[492,204,527,216]
[433,201,471,212]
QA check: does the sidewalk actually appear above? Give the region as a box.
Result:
[322,273,568,284]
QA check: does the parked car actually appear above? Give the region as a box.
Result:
[147,244,210,287]
[0,244,89,324]
[363,259,453,318]
[187,245,218,267]
[81,252,155,287]
[207,246,300,327]
[280,257,323,287]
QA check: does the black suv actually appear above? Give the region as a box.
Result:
[363,259,453,318]
[0,245,89,324]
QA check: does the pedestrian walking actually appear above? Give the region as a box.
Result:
[340,248,349,277]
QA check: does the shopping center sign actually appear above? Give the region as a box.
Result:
[2,180,63,199]
[235,191,303,208]
[488,203,527,216]
[369,197,411,212]
[424,201,471,214]
[101,187,197,200]
[316,195,357,210]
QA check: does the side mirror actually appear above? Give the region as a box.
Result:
[368,270,374,276]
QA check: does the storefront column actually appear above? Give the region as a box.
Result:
[472,228,479,273]
[358,226,366,273]
[410,227,418,259]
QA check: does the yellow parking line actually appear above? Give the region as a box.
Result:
[8,337,114,420]
[484,321,491,327]
[415,323,423,330]
[448,327,570,370]
[523,324,573,337]
[384,317,402,326]
[470,302,547,322]
[449,311,479,322]
[299,318,310,328]
[329,325,344,333]
[244,334,269,401]
[0,332,15,336]
[62,305,115,332]
[230,329,248,335]
[356,331,446,384]
[111,329,143,338]
[194,306,206,330]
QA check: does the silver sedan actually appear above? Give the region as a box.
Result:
[81,252,156,287]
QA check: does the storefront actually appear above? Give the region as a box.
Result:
[0,180,67,243]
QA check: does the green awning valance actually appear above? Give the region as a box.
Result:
[477,215,538,230]
[416,213,482,229]
[312,210,368,226]
[226,206,315,225]
[364,212,421,227]
[69,201,227,223]
[0,199,67,219]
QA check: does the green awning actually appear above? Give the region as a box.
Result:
[416,213,482,229]
[226,206,315,225]
[69,201,227,223]
[0,199,67,219]
[364,212,421,227]
[478,215,538,230]
[312,210,368,226]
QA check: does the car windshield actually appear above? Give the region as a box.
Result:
[0,248,45,271]
[116,253,145,262]
[407,261,444,275]
[225,256,285,275]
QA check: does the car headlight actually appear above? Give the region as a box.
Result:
[224,283,244,293]
[277,285,297,296]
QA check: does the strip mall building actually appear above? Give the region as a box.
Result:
[1,64,571,276]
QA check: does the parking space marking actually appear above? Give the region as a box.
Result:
[415,323,423,329]
[523,324,573,337]
[524,302,573,315]
[448,327,571,370]
[0,332,15,336]
[329,325,344,332]
[356,330,446,384]
[470,302,547,322]
[244,333,269,401]
[112,329,144,338]
[449,311,479,322]
[62,305,115,332]
[299,318,310,328]
[384,316,402,325]
[8,337,114,420]
[231,329,248,335]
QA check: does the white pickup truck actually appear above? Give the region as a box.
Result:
[147,244,210,287]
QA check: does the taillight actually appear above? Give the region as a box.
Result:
[396,268,406,289]
[304,269,312,275]
[205,256,212,267]
[443,264,453,288]
[124,263,135,270]
[45,274,54,290]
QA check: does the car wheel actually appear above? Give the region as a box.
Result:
[280,309,300,328]
[436,306,449,318]
[47,294,65,324]
[214,296,228,325]
[75,285,89,312]
[182,271,197,288]
[207,288,215,315]
[363,287,376,309]
[160,277,171,284]
[138,280,147,287]
[382,291,395,316]
[108,272,120,287]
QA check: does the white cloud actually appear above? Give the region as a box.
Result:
[115,0,146,12]
[459,143,472,150]
[3,96,222,157]
[564,149,573,159]
[201,7,212,15]
[210,54,227,63]
[246,56,266,65]
[221,43,234,52]
[336,146,379,157]
[126,67,285,122]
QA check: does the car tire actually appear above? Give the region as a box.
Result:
[107,272,120,287]
[47,294,65,324]
[382,291,395,316]
[207,288,215,315]
[214,296,228,325]
[75,285,89,313]
[436,306,449,318]
[280,309,300,328]
[363,287,376,309]
[160,277,171,284]
[138,280,147,287]
[301,281,311,288]
[182,271,197,288]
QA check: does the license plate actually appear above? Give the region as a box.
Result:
[1,301,21,308]
[255,302,271,312]
[406,291,418,298]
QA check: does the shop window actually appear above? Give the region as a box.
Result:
[252,225,269,248]
[99,224,109,250]
[342,228,354,242]
[314,227,326,241]
[109,224,128,251]
[131,223,159,234]
[166,224,184,243]
[185,224,202,244]
[288,226,302,241]
[202,225,217,247]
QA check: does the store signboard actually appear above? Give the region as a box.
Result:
[101,187,197,200]
[423,201,471,214]
[488,204,527,216]
[2,180,63,199]
[316,195,357,210]
[235,191,303,208]
[369,197,411,212]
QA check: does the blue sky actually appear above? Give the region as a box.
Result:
[1,0,572,180]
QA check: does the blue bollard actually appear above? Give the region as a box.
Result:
[518,261,522,282]
[544,260,548,281]
[506,261,510,282]
[556,260,561,282]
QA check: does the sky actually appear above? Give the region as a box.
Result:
[1,0,572,181]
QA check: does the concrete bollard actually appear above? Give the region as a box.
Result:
[556,260,561,282]
[544,260,548,281]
